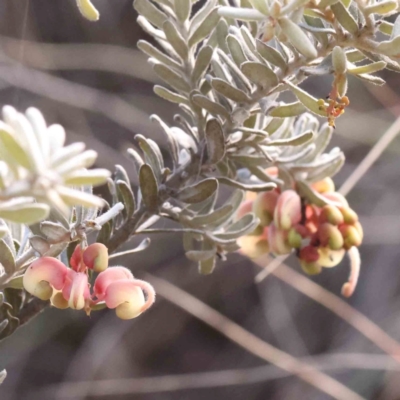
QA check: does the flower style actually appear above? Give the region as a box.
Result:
[22,243,156,319]
[0,106,110,220]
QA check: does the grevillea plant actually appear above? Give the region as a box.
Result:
[0,0,399,383]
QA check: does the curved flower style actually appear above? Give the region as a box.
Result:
[22,243,156,319]
[0,106,110,218]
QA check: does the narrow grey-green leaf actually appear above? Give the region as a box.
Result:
[211,78,251,103]
[331,2,359,34]
[0,203,50,225]
[216,50,252,92]
[285,81,327,117]
[348,61,386,75]
[190,0,217,33]
[390,14,400,40]
[139,164,159,212]
[256,40,287,71]
[303,16,328,48]
[175,0,191,22]
[178,178,218,203]
[215,213,258,239]
[6,276,24,289]
[154,86,190,105]
[186,249,216,262]
[29,235,51,255]
[379,21,393,36]
[227,35,247,66]
[190,204,234,226]
[216,19,229,53]
[134,0,168,28]
[266,131,313,146]
[189,7,220,48]
[116,180,136,219]
[278,17,317,59]
[296,180,330,207]
[163,20,189,60]
[241,61,278,89]
[0,125,31,170]
[137,40,182,70]
[198,257,216,274]
[0,239,16,275]
[0,322,8,337]
[192,46,213,83]
[96,221,112,245]
[153,63,191,93]
[192,94,230,119]
[217,176,276,191]
[206,119,226,164]
[269,101,306,117]
[136,134,163,180]
[307,153,345,182]
[353,73,385,85]
[40,221,70,243]
[150,115,180,167]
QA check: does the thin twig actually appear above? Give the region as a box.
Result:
[145,275,365,400]
[271,264,400,360]
[41,353,399,397]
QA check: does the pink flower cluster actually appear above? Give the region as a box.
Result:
[237,176,363,279]
[23,243,155,319]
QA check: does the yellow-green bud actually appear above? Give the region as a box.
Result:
[288,227,302,248]
[318,223,344,250]
[319,205,344,225]
[340,224,362,249]
[339,207,358,224]
[300,259,322,275]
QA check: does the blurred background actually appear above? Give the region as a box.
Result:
[1,1,400,399]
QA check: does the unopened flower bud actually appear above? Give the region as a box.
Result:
[270,1,281,18]
[339,224,362,249]
[319,204,344,225]
[252,190,279,227]
[23,257,68,300]
[353,221,364,241]
[318,223,344,250]
[269,223,291,255]
[287,227,302,248]
[300,259,322,275]
[83,243,109,272]
[339,207,358,224]
[311,177,335,194]
[332,46,347,75]
[318,247,345,267]
[274,190,301,230]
